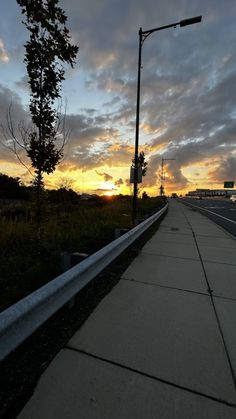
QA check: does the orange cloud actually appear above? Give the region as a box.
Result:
[0,39,9,62]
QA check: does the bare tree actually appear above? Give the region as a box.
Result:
[56,176,74,191]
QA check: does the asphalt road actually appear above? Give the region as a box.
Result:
[180,198,236,238]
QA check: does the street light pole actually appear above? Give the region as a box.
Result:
[132,16,202,224]
[132,28,142,226]
[161,158,176,196]
[161,158,164,196]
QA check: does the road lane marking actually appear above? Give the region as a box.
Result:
[182,201,236,224]
[204,206,226,209]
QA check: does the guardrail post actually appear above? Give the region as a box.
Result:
[114,228,130,239]
[60,252,71,273]
[61,252,89,273]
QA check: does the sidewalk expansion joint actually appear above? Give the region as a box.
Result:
[213,294,236,303]
[121,277,209,298]
[201,259,236,267]
[194,233,232,239]
[141,251,200,262]
[160,231,193,237]
[181,204,236,389]
[65,345,236,409]
[158,230,193,236]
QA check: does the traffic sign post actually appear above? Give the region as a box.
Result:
[130,165,142,183]
[224,181,234,188]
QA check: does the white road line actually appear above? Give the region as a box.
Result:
[182,201,236,225]
[204,206,226,209]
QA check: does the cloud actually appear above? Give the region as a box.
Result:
[139,66,236,189]
[114,178,124,186]
[15,75,29,91]
[2,0,236,193]
[95,170,113,181]
[57,163,79,173]
[208,157,236,183]
[63,141,133,172]
[60,0,236,190]
[93,188,117,193]
[0,85,30,165]
[0,39,9,62]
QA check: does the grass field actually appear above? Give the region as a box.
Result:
[0,196,166,311]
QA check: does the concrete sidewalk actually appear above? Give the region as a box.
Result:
[18,200,236,418]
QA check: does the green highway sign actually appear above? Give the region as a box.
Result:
[224,181,234,188]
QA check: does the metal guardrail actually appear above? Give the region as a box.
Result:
[0,203,168,361]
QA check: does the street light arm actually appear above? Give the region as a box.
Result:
[142,21,179,37]
[141,15,202,44]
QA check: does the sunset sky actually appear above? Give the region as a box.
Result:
[0,0,236,196]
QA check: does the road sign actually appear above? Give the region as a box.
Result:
[130,166,142,183]
[224,181,234,188]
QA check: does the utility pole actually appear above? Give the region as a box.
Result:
[160,158,176,196]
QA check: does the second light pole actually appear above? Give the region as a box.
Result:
[132,15,202,224]
[160,158,176,196]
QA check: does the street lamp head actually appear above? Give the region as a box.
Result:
[180,16,202,27]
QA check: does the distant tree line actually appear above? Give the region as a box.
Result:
[0,173,79,203]
[0,173,152,203]
[0,173,29,200]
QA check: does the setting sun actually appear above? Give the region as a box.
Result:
[103,191,114,197]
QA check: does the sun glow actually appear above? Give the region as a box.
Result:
[103,191,114,197]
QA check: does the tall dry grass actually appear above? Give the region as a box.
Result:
[0,196,165,311]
